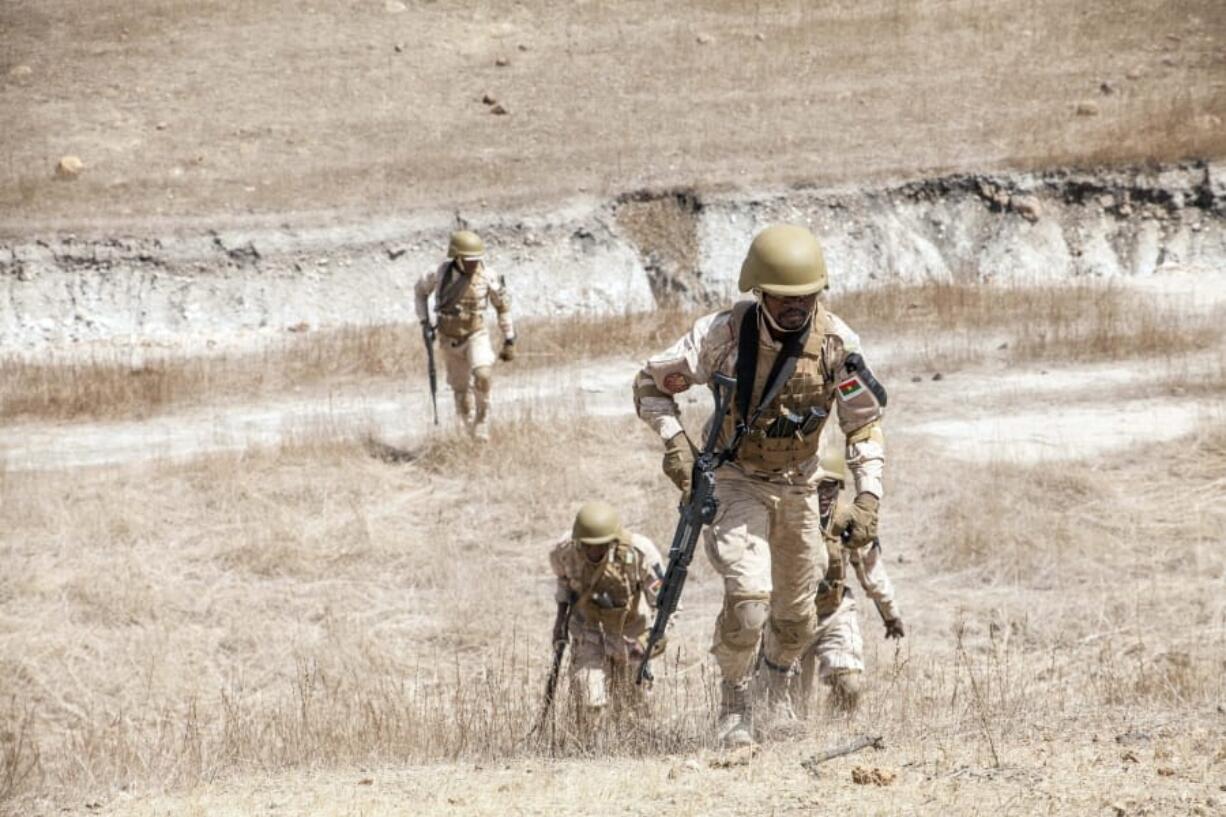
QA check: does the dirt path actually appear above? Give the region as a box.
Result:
[5,343,1222,472]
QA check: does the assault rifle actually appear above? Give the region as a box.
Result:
[422,322,438,425]
[527,601,572,738]
[637,372,737,685]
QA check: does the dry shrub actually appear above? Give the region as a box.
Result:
[831,281,1224,365]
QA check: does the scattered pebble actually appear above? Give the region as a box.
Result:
[495,57,510,67]
[851,766,896,786]
[1161,56,1176,67]
[490,103,509,115]
[393,43,404,53]
[384,0,406,12]
[155,121,168,130]
[754,32,766,42]
[1075,101,1100,116]
[55,155,84,179]
[1099,81,1115,95]
[1125,67,1143,80]
[8,64,33,77]
[482,93,497,105]
[696,33,713,45]
[911,375,922,383]
[517,43,529,52]
[1098,193,1115,208]
[931,372,943,382]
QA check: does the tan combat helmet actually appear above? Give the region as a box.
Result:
[447,229,485,260]
[572,501,623,545]
[738,224,828,295]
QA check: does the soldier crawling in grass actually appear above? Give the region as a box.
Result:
[548,502,667,722]
[633,224,888,747]
[415,230,515,441]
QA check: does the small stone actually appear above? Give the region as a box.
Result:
[55,155,85,179]
[1161,56,1176,67]
[393,43,404,53]
[1012,194,1042,221]
[517,43,529,52]
[1098,193,1115,209]
[1125,67,1143,80]
[1156,767,1175,777]
[357,777,374,785]
[754,32,766,42]
[696,33,713,45]
[1099,81,1115,95]
[851,766,896,786]
[490,103,509,115]
[997,342,1009,350]
[1118,203,1133,216]
[8,64,33,77]
[931,372,943,382]
[1075,101,1100,116]
[481,93,497,105]
[156,121,168,130]
[384,0,406,12]
[495,57,510,67]
[910,375,921,383]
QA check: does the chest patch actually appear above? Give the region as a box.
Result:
[661,372,690,394]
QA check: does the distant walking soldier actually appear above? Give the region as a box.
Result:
[415,230,515,440]
[633,224,887,747]
[549,502,666,719]
[798,447,904,715]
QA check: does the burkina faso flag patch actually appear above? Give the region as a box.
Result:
[838,376,863,398]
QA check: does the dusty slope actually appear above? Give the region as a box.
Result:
[2,0,1224,231]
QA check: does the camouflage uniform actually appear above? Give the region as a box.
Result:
[549,532,665,709]
[414,259,513,436]
[634,300,886,696]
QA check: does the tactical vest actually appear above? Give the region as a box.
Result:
[719,303,841,474]
[574,540,642,636]
[433,261,487,340]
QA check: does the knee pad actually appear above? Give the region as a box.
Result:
[472,366,493,393]
[719,592,770,649]
[769,612,818,654]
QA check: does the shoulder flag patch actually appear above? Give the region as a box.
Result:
[838,376,864,399]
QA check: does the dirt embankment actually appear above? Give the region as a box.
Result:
[1,163,1225,352]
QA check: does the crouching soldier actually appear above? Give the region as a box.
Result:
[798,449,904,714]
[549,502,666,720]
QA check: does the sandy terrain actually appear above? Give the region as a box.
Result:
[2,0,1224,232]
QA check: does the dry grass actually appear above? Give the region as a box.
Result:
[7,281,1221,424]
[830,280,1226,366]
[0,310,691,422]
[2,397,1224,812]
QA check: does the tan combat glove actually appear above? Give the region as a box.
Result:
[499,335,516,362]
[832,492,879,549]
[662,432,696,496]
[884,618,905,639]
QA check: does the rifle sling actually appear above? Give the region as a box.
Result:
[732,304,810,452]
[435,263,470,314]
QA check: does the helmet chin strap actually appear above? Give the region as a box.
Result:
[754,290,815,336]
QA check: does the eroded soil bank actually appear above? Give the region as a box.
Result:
[2,162,1225,352]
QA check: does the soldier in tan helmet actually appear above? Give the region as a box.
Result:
[415,230,515,441]
[633,224,887,747]
[797,443,904,715]
[549,501,667,717]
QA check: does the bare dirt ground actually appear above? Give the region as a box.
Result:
[2,0,1224,233]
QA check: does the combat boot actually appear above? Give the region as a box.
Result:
[757,659,805,740]
[715,680,754,748]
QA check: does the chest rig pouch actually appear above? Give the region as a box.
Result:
[721,305,831,474]
[576,541,640,636]
[434,264,486,340]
